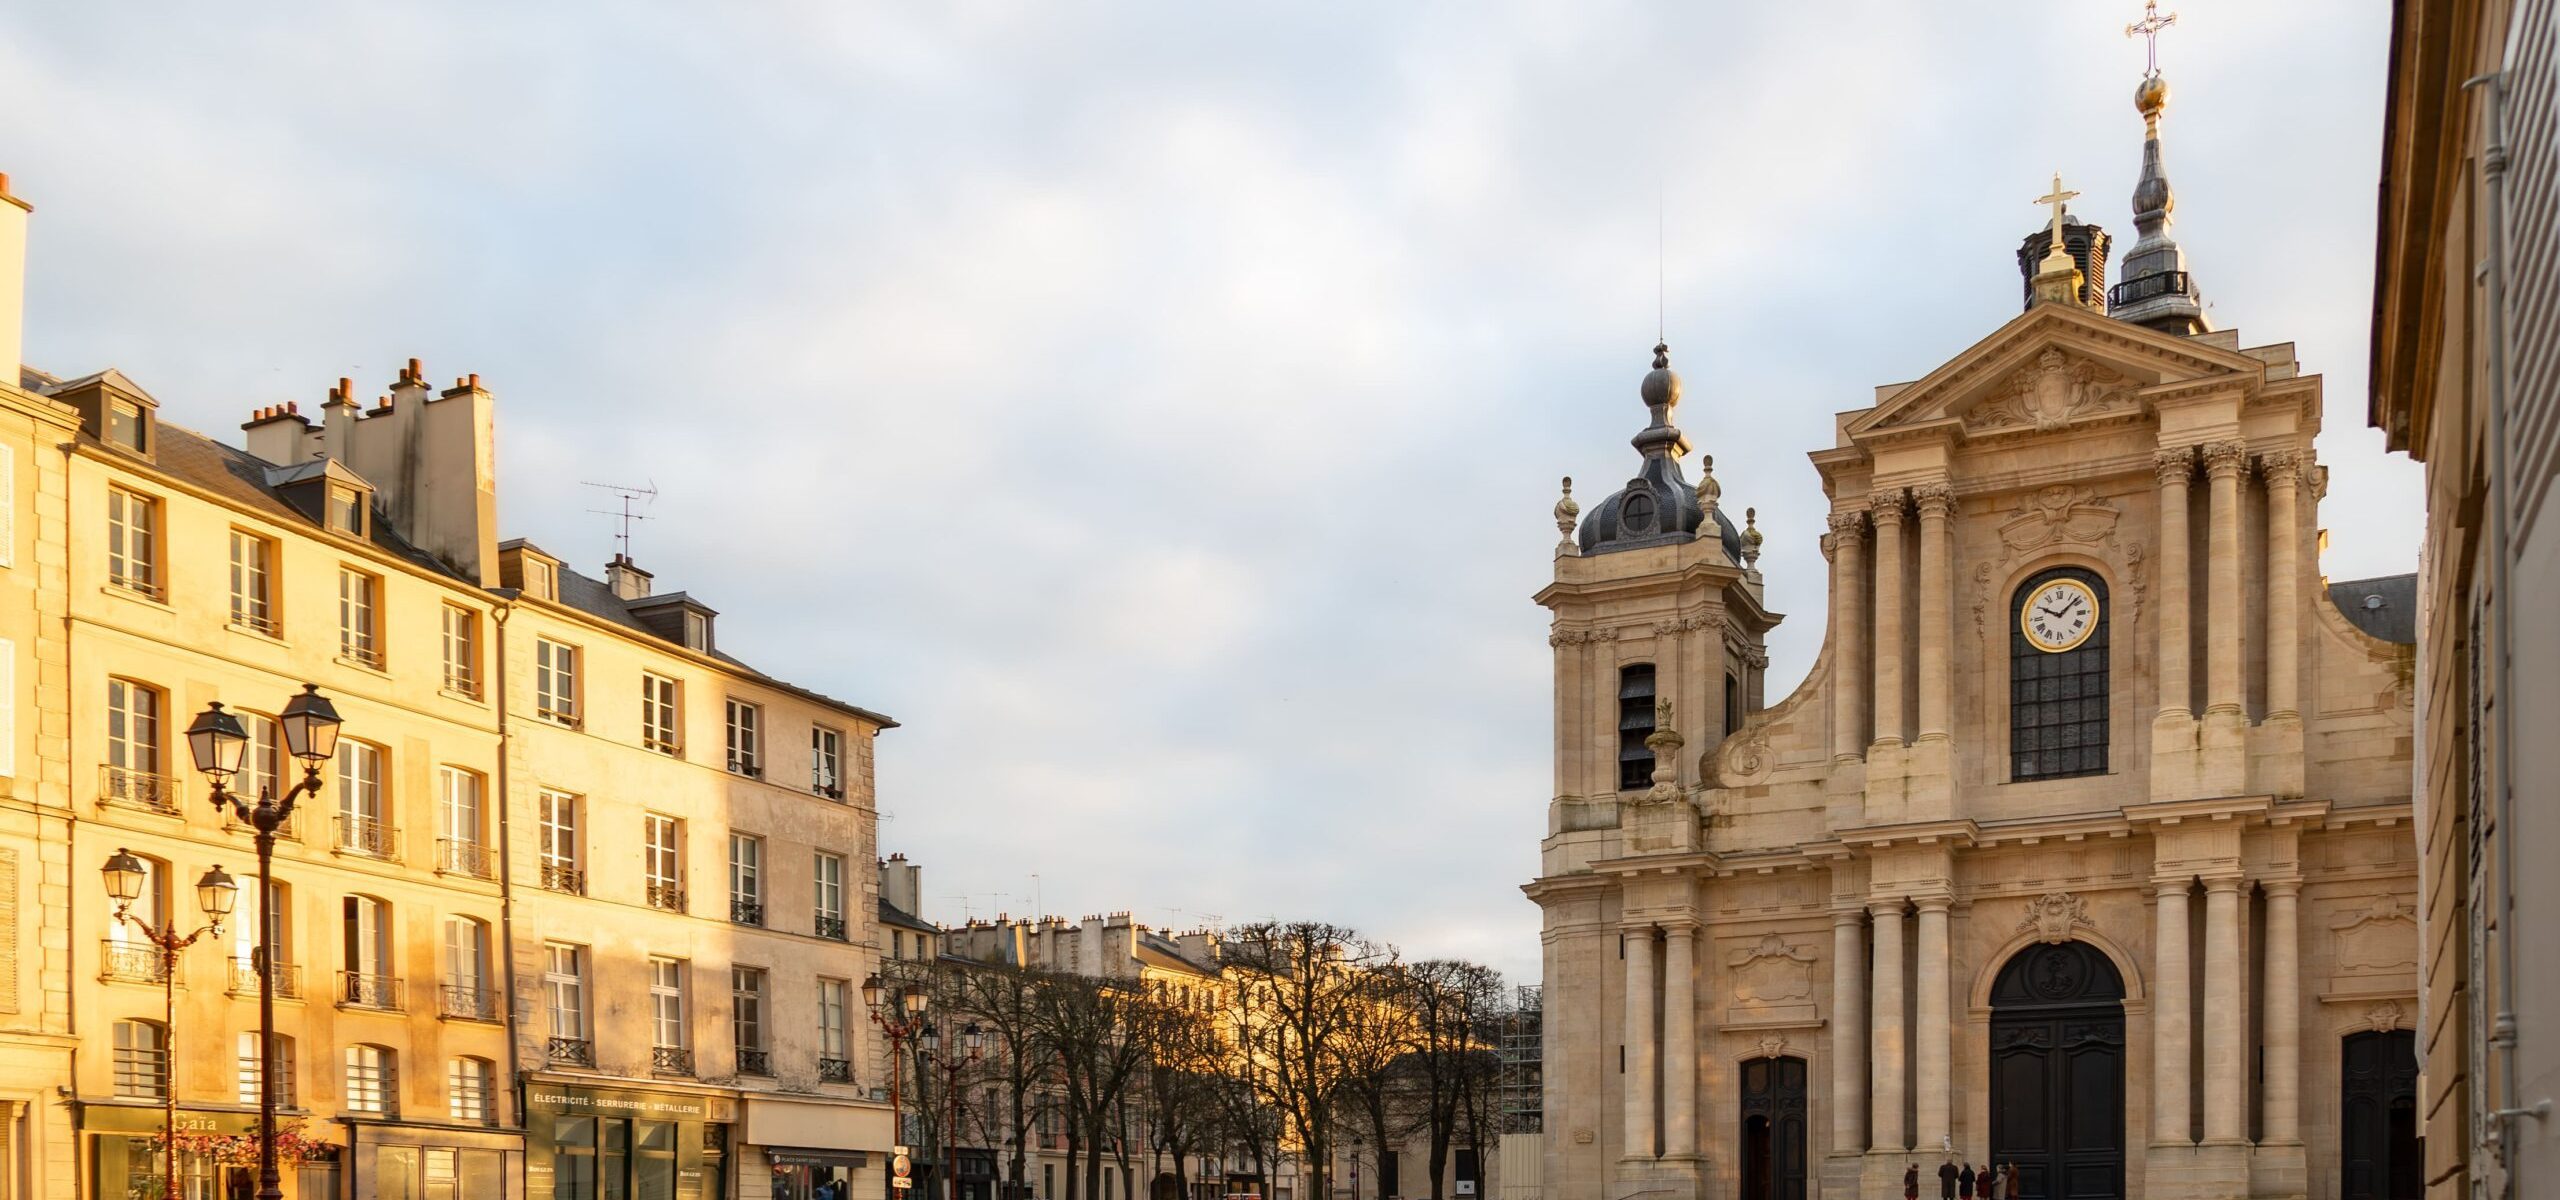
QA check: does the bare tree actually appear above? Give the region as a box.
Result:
[1141,987,1231,1200]
[1028,971,1153,1200]
[1221,921,1396,1200]
[948,963,1056,1199]
[1402,961,1503,1200]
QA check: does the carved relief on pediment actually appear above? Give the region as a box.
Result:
[2017,892,2096,944]
[1724,934,1819,1025]
[1965,348,2140,433]
[2329,895,2419,977]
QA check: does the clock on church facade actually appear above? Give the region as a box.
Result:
[1525,40,2423,1200]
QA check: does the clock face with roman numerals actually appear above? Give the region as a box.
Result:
[2020,577,2101,653]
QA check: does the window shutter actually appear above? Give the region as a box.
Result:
[0,638,14,779]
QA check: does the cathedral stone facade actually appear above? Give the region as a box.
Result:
[1528,64,2422,1200]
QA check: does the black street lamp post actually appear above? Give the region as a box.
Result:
[919,1021,983,1200]
[186,687,342,1200]
[864,975,933,1196]
[102,848,237,1200]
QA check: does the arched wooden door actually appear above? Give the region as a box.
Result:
[2342,1030,2421,1200]
[1738,1055,1808,1200]
[1988,941,2126,1200]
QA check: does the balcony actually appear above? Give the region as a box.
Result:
[223,806,303,843]
[730,898,764,926]
[230,608,280,638]
[337,970,404,1011]
[109,571,164,601]
[335,814,400,860]
[651,1046,694,1077]
[98,765,180,817]
[540,861,586,895]
[813,914,847,941]
[548,1037,596,1068]
[439,982,500,1022]
[339,639,385,671]
[645,882,687,913]
[100,939,169,985]
[817,1056,853,1084]
[735,1047,773,1077]
[437,838,497,880]
[444,665,479,698]
[727,755,762,778]
[227,957,303,1000]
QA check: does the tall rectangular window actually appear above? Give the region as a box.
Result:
[1617,664,1657,790]
[732,968,768,1064]
[448,1057,495,1124]
[336,740,390,857]
[816,977,849,1060]
[338,568,380,667]
[644,815,685,910]
[649,958,687,1049]
[229,530,276,633]
[114,1020,170,1098]
[641,673,681,755]
[535,639,579,724]
[343,1045,395,1114]
[237,1032,295,1107]
[813,852,845,940]
[538,791,582,893]
[545,943,588,1041]
[811,726,843,798]
[107,677,162,777]
[728,834,763,925]
[106,488,158,596]
[242,712,282,806]
[442,605,479,696]
[438,767,489,878]
[725,699,761,775]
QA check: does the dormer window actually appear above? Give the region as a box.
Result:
[328,485,368,537]
[107,399,149,454]
[683,611,709,653]
[526,560,555,601]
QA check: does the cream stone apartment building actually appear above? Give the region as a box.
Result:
[1531,53,2424,1200]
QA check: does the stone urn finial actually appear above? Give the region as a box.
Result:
[1553,476,1580,558]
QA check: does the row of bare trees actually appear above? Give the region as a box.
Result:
[883,920,1507,1200]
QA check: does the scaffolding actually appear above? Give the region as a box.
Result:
[1497,984,1543,1134]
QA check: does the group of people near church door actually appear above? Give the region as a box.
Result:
[1904,1159,2021,1200]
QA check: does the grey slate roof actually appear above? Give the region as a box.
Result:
[550,561,898,729]
[2329,574,2419,645]
[878,898,939,934]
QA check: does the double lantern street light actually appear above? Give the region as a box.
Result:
[160,685,344,1200]
[863,974,983,1200]
[102,847,236,1200]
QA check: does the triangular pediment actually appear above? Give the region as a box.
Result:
[1846,303,2265,440]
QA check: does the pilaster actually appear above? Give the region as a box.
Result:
[2200,441,2249,795]
[1868,489,1909,752]
[1830,512,1868,763]
[2150,446,2201,800]
[1867,898,1907,1153]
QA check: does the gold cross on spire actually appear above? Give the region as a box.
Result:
[2126,0,2177,76]
[2036,172,2081,256]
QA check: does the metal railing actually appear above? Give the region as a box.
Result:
[228,957,302,1000]
[652,1046,694,1076]
[230,607,281,638]
[100,939,168,984]
[437,838,496,879]
[336,814,400,859]
[541,861,586,895]
[814,914,847,941]
[727,754,761,778]
[337,970,403,1011]
[817,1056,853,1084]
[114,1048,170,1101]
[343,1063,398,1116]
[340,638,385,670]
[2109,269,2194,308]
[99,764,180,816]
[646,882,687,913]
[735,1047,773,1076]
[730,898,764,926]
[548,1037,595,1067]
[110,571,164,601]
[440,982,499,1022]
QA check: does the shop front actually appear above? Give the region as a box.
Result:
[738,1094,891,1200]
[80,1101,343,1200]
[523,1078,736,1200]
[338,1114,524,1199]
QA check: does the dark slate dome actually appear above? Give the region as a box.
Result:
[1576,342,1746,560]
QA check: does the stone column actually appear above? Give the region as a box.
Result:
[1913,484,1955,742]
[1868,900,1907,1152]
[1869,489,1910,749]
[1624,924,1658,1159]
[2202,876,2247,1143]
[1831,513,1868,760]
[2263,452,2303,721]
[2153,447,2195,717]
[1663,922,1698,1158]
[2263,879,2303,1144]
[2202,441,2249,718]
[1913,896,1952,1152]
[2151,879,2192,1145]
[1832,908,1868,1156]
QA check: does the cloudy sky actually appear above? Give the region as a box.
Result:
[6,3,2411,983]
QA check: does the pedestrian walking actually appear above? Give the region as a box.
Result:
[1904,1164,1920,1200]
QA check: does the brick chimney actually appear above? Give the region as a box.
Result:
[881,853,921,918]
[606,554,653,600]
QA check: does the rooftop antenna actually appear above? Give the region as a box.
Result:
[582,480,658,561]
[1656,175,1667,342]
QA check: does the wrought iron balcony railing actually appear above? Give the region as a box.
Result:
[817,1056,853,1084]
[99,764,180,816]
[540,861,586,895]
[735,1047,773,1076]
[440,982,500,1022]
[336,814,400,860]
[646,882,687,913]
[228,957,302,1000]
[814,914,847,941]
[337,970,404,1011]
[652,1046,694,1076]
[437,838,496,880]
[548,1037,596,1067]
[100,939,169,985]
[731,898,764,926]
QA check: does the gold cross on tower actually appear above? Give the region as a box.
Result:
[2126,0,2178,76]
[2035,172,2081,257]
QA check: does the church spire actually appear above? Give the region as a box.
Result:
[2110,1,2211,335]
